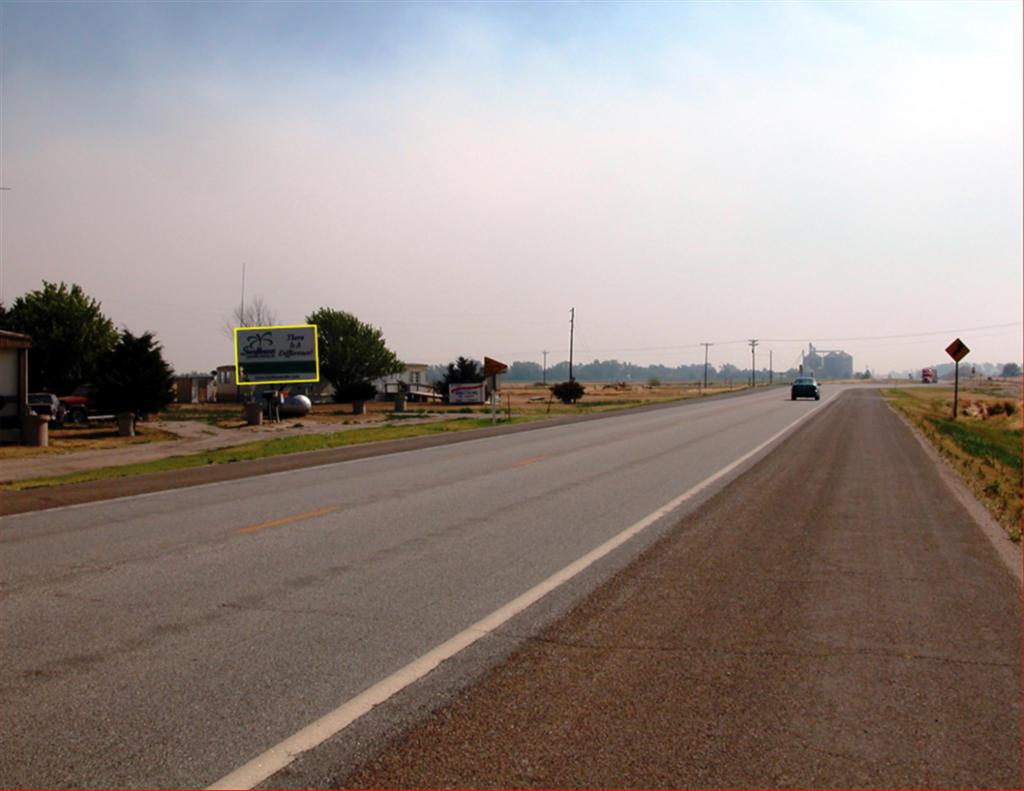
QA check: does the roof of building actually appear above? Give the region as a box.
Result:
[0,330,31,349]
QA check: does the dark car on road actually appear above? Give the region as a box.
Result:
[791,376,820,401]
[28,393,66,425]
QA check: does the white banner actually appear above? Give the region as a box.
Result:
[448,382,485,404]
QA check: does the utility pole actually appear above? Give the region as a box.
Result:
[701,342,713,392]
[568,307,575,382]
[0,186,11,305]
[542,350,548,385]
[769,349,773,385]
[748,339,758,387]
[239,262,246,327]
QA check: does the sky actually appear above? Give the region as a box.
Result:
[1,0,1021,376]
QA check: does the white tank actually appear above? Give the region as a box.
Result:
[279,394,312,418]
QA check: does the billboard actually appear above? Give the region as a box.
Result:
[449,382,485,404]
[234,324,319,385]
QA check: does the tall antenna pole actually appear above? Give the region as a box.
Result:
[542,350,548,385]
[568,308,575,382]
[701,342,713,392]
[0,186,10,306]
[239,262,246,327]
[749,339,759,387]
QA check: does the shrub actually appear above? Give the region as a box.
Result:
[551,380,585,404]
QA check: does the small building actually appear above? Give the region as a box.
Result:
[0,331,31,443]
[373,363,440,402]
[175,373,215,404]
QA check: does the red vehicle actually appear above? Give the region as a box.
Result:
[59,384,99,424]
[921,368,937,384]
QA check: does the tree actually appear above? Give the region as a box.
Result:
[306,307,402,402]
[5,281,118,393]
[223,295,278,338]
[94,330,176,417]
[1001,362,1021,378]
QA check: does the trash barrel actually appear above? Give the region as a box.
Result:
[22,413,50,447]
[244,402,263,426]
[117,412,136,437]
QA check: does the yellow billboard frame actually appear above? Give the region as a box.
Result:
[233,324,320,386]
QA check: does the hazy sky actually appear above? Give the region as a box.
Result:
[2,1,1021,375]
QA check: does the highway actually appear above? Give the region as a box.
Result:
[0,385,1018,788]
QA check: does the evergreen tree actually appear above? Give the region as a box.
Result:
[95,331,176,416]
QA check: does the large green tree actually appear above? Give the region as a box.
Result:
[305,308,403,402]
[94,330,176,416]
[5,281,118,393]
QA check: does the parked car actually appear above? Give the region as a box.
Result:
[59,384,99,424]
[791,376,820,401]
[27,393,66,425]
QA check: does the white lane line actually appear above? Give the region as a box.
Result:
[207,394,839,790]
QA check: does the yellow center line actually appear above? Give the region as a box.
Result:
[237,507,338,535]
[511,454,550,468]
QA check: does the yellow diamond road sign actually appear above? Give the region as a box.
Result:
[945,338,970,363]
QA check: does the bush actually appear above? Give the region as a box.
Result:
[551,380,585,404]
[647,377,661,387]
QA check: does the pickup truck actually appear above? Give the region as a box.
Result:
[59,385,99,424]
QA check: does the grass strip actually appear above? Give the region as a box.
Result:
[1,417,535,492]
[883,387,1022,541]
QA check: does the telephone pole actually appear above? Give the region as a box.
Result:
[568,308,575,382]
[239,262,246,327]
[701,342,713,392]
[769,349,773,385]
[749,339,759,387]
[542,350,548,385]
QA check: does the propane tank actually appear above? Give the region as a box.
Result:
[279,394,312,418]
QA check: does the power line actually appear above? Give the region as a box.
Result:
[759,322,1021,344]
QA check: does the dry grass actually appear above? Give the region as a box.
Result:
[158,382,747,428]
[885,387,1022,541]
[0,423,178,460]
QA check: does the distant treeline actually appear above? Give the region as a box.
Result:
[427,359,807,384]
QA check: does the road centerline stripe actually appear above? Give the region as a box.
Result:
[511,454,550,468]
[207,393,838,790]
[237,507,338,535]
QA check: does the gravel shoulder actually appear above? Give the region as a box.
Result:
[334,389,1021,789]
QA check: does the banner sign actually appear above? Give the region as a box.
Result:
[234,324,320,385]
[449,382,486,404]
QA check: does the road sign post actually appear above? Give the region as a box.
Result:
[945,338,970,420]
[483,357,508,424]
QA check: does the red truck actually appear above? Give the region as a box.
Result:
[59,384,99,424]
[921,368,937,384]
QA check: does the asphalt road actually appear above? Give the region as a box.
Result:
[0,385,1016,788]
[340,389,1022,789]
